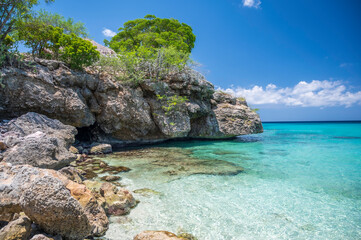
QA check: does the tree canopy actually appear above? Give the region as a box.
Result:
[105,15,196,54]
[33,9,88,37]
[0,0,54,40]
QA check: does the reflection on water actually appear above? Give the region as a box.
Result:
[102,122,361,240]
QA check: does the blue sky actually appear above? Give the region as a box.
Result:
[35,0,361,121]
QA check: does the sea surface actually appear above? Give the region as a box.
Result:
[100,122,361,240]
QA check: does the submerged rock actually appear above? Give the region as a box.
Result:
[0,216,32,240]
[0,163,109,239]
[133,188,162,197]
[107,148,244,181]
[177,231,198,240]
[0,112,77,169]
[134,231,183,240]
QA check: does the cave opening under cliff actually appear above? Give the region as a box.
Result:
[75,123,102,143]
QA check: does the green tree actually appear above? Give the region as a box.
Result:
[15,18,63,57]
[105,15,196,54]
[0,0,54,41]
[33,9,88,37]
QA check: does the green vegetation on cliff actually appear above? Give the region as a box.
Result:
[105,15,195,54]
[96,15,197,84]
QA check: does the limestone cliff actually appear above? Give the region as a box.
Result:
[0,54,262,144]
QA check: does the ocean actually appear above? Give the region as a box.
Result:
[101,122,361,240]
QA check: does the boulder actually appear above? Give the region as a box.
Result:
[58,166,84,183]
[69,146,79,154]
[100,183,137,216]
[0,112,77,169]
[83,181,137,216]
[0,141,7,150]
[0,163,109,239]
[213,104,263,136]
[89,143,112,154]
[30,234,61,240]
[0,216,32,240]
[134,231,183,240]
[100,175,121,182]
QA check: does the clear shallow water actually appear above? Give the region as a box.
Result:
[101,122,361,240]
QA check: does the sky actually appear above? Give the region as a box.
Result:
[35,0,361,121]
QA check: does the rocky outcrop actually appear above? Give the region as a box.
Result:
[0,112,77,169]
[213,91,263,136]
[0,216,32,240]
[0,54,262,144]
[0,163,109,239]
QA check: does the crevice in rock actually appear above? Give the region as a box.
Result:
[75,123,103,143]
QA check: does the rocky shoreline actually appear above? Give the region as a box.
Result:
[0,43,262,239]
[0,112,219,239]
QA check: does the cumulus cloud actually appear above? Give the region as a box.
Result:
[102,28,116,37]
[219,80,361,108]
[242,0,261,8]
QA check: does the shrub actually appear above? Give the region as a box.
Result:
[0,35,22,68]
[15,17,99,70]
[95,46,191,85]
[58,34,99,70]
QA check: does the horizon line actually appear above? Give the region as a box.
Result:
[262,120,361,123]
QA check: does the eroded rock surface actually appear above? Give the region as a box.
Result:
[0,163,109,239]
[90,143,112,154]
[213,91,263,136]
[0,55,262,143]
[0,112,77,169]
[83,181,137,216]
[0,216,32,240]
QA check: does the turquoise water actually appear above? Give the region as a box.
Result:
[103,122,361,240]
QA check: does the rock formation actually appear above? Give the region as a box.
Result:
[0,163,109,239]
[0,215,32,240]
[0,112,77,169]
[0,48,262,145]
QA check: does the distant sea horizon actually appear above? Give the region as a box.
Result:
[262,120,361,123]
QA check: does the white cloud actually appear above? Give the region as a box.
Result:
[102,28,116,37]
[242,0,261,8]
[219,80,361,108]
[339,63,353,68]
